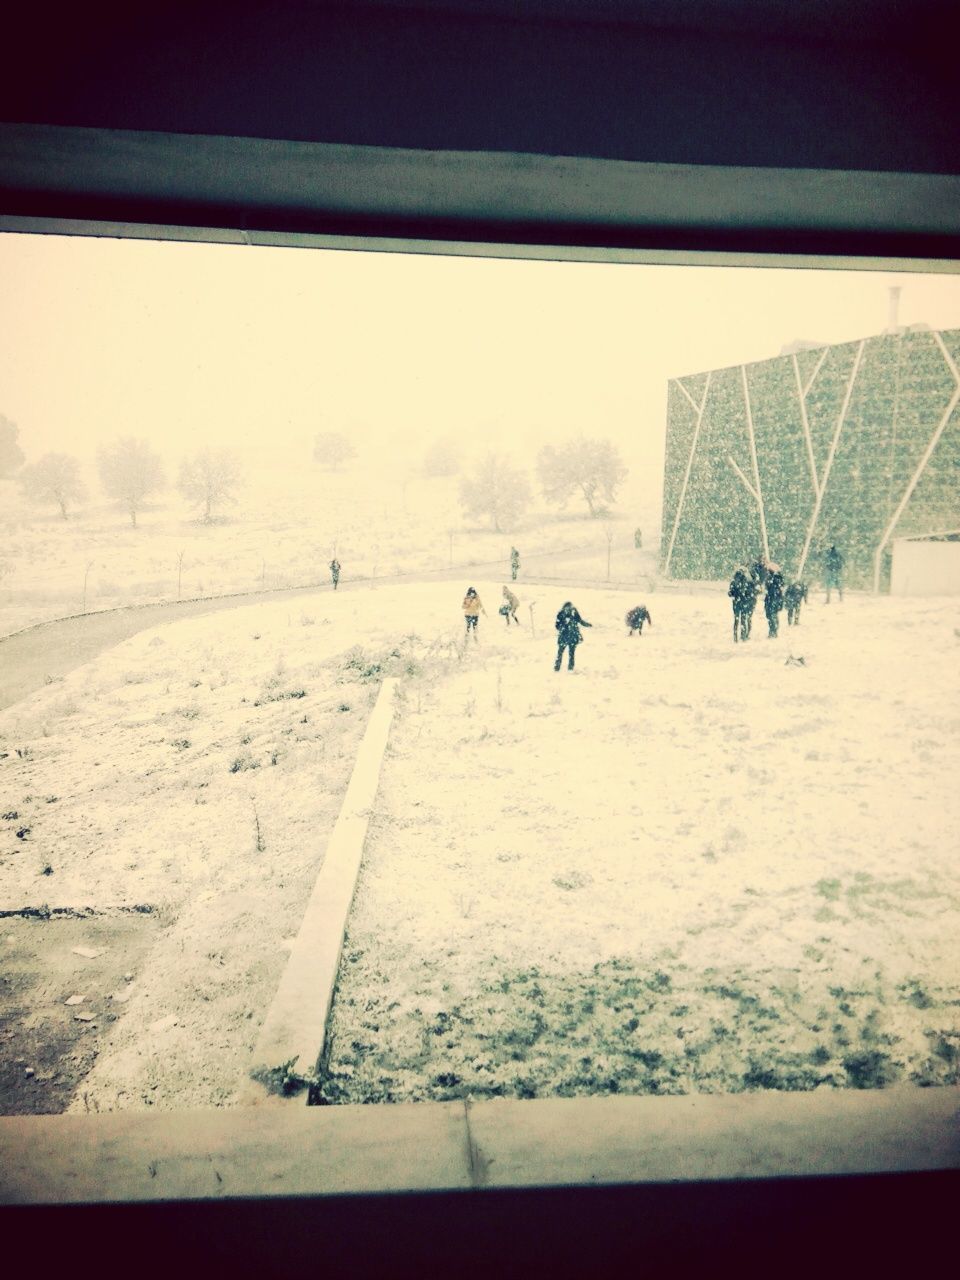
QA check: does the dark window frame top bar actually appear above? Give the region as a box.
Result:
[3,125,960,264]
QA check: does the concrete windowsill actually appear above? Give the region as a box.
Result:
[2,1086,957,1206]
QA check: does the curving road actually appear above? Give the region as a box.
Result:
[1,543,661,711]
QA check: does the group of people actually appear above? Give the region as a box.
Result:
[727,544,844,643]
[461,587,652,673]
[728,562,789,642]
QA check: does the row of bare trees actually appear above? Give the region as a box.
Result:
[2,419,242,527]
[457,438,629,532]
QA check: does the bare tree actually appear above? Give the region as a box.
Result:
[19,453,86,519]
[97,437,165,527]
[537,437,628,518]
[423,438,462,477]
[0,415,25,478]
[177,448,243,522]
[313,431,356,470]
[459,453,531,532]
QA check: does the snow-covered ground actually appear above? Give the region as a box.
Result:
[321,585,960,1102]
[0,586,459,1109]
[2,581,958,1110]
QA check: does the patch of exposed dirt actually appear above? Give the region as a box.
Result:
[0,912,160,1114]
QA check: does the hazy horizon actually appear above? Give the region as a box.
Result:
[3,232,960,510]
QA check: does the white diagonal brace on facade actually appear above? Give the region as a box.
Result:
[664,372,712,574]
[796,339,866,582]
[740,364,768,561]
[872,331,960,592]
[726,454,759,501]
[674,378,701,413]
[793,352,822,500]
[802,347,829,399]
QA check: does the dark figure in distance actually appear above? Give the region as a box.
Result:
[554,601,591,671]
[625,605,652,637]
[785,581,808,626]
[728,567,758,643]
[510,546,520,581]
[823,544,844,603]
[329,558,341,590]
[634,527,643,549]
[764,563,785,638]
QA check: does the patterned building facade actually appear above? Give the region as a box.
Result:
[660,327,960,590]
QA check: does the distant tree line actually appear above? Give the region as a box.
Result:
[2,416,244,527]
[4,410,628,536]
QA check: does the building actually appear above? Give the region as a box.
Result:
[660,307,960,591]
[890,531,960,595]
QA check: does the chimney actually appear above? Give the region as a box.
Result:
[888,285,902,332]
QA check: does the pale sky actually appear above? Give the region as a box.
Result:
[2,232,960,493]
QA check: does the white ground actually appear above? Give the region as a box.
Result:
[325,585,960,1101]
[2,581,959,1109]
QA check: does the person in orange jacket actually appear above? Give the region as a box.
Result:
[462,587,486,642]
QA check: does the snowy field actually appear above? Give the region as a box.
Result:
[0,458,659,638]
[2,580,958,1111]
[320,585,960,1103]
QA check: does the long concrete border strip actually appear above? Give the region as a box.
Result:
[1,1087,957,1205]
[241,677,399,1104]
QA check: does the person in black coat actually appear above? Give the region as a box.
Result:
[823,544,844,603]
[554,601,592,671]
[785,580,808,626]
[728,567,758,642]
[764,564,785,638]
[625,605,652,637]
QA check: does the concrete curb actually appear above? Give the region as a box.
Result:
[2,1087,957,1205]
[241,677,399,1104]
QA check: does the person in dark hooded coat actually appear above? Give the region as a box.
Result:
[554,601,591,671]
[764,563,785,638]
[625,605,652,636]
[785,580,808,626]
[728,567,758,642]
[823,544,844,603]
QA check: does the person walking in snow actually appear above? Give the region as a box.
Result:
[728,566,758,643]
[785,580,808,626]
[462,587,486,642]
[329,558,341,590]
[763,562,785,638]
[554,600,592,671]
[823,544,844,603]
[510,546,520,581]
[500,585,521,626]
[625,604,652,637]
[634,527,643,549]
